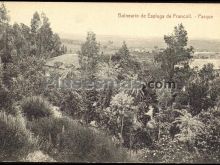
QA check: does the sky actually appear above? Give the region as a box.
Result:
[4,2,220,40]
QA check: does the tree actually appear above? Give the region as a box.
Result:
[197,107,220,162]
[51,33,62,57]
[30,12,41,55]
[12,23,32,57]
[78,32,100,124]
[0,3,13,89]
[173,109,205,147]
[96,61,119,109]
[156,87,173,109]
[198,63,216,82]
[187,82,213,116]
[154,24,193,80]
[110,91,137,149]
[30,12,41,34]
[209,77,220,109]
[36,13,53,57]
[111,41,140,80]
[173,63,194,90]
[0,2,10,64]
[79,31,100,81]
[30,12,61,58]
[0,3,9,24]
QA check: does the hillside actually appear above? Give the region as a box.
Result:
[60,33,220,53]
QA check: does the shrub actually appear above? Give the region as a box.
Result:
[59,90,83,119]
[0,111,38,161]
[43,88,63,107]
[27,116,130,162]
[26,116,73,151]
[23,150,56,162]
[0,83,13,113]
[57,123,129,162]
[175,92,189,109]
[140,136,201,163]
[43,89,83,119]
[196,108,220,163]
[21,96,53,120]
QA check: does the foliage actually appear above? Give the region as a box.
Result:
[173,64,194,90]
[43,88,83,119]
[156,87,173,108]
[26,116,72,151]
[23,150,56,162]
[111,91,135,108]
[56,122,129,162]
[198,63,216,82]
[111,41,140,80]
[0,82,12,111]
[196,107,220,163]
[78,31,100,80]
[173,109,205,144]
[0,111,38,161]
[154,23,193,80]
[21,96,53,120]
[140,136,201,163]
[30,11,62,57]
[96,62,119,80]
[1,3,220,162]
[9,55,46,101]
[27,116,130,162]
[174,91,189,109]
[187,82,214,115]
[77,32,101,125]
[108,91,143,149]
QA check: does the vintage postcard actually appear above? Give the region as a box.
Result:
[0,2,220,163]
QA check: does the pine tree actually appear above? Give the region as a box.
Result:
[30,12,41,55]
[30,12,41,34]
[155,24,193,80]
[79,31,100,81]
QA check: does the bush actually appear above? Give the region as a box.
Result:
[0,83,13,113]
[23,150,56,162]
[59,90,83,119]
[0,111,38,161]
[26,116,73,151]
[21,96,53,120]
[43,89,83,119]
[57,124,129,162]
[175,92,189,109]
[140,136,201,163]
[196,108,220,163]
[27,116,130,162]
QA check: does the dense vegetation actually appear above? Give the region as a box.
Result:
[0,3,220,163]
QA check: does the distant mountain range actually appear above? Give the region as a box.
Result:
[59,33,220,52]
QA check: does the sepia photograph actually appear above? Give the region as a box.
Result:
[0,2,220,163]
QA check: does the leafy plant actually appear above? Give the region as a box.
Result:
[21,96,53,120]
[0,111,38,161]
[173,109,205,144]
[27,116,129,162]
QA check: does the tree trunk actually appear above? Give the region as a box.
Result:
[158,122,160,142]
[129,128,132,157]
[120,114,124,148]
[158,109,160,142]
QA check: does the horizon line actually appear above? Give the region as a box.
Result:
[58,32,220,41]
